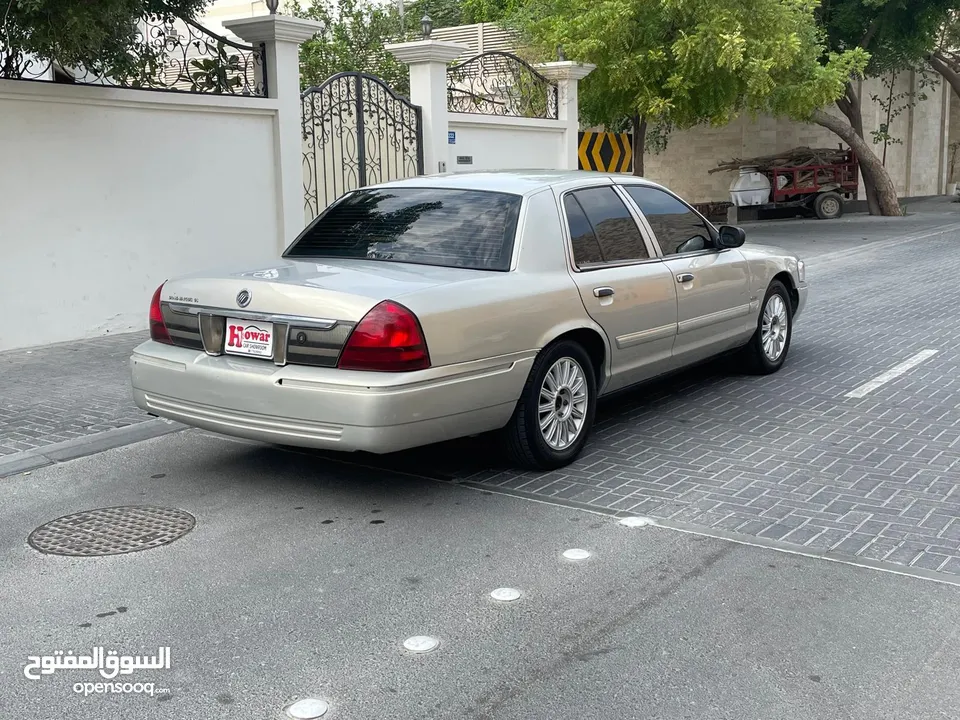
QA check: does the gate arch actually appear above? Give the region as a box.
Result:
[301,72,424,222]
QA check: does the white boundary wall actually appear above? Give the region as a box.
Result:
[0,81,282,350]
[0,14,319,352]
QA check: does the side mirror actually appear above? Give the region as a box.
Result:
[717,225,746,248]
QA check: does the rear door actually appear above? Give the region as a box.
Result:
[558,185,679,394]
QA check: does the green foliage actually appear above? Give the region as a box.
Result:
[292,0,410,93]
[817,0,955,74]
[508,0,868,135]
[392,0,521,30]
[868,65,938,161]
[2,0,210,72]
[188,44,244,93]
[292,0,520,96]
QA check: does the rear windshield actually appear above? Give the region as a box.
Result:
[284,187,522,271]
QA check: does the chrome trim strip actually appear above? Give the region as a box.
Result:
[199,313,225,356]
[131,353,186,372]
[166,303,338,330]
[143,393,343,441]
[678,304,751,334]
[616,323,677,349]
[576,257,665,272]
[273,323,289,367]
[278,361,521,395]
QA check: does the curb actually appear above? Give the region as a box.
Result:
[0,419,186,478]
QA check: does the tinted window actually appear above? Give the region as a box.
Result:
[563,194,604,265]
[624,186,712,256]
[571,187,649,263]
[284,188,522,271]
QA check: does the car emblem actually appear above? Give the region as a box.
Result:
[236,289,251,308]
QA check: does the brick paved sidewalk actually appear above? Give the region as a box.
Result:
[1,204,956,464]
[0,331,150,457]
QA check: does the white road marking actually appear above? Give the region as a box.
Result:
[801,223,960,266]
[844,349,939,399]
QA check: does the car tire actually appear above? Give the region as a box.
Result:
[814,191,843,220]
[740,280,793,375]
[504,340,597,471]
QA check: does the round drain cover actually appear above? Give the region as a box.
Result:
[286,698,329,718]
[490,587,522,602]
[27,506,196,557]
[403,636,439,654]
[619,516,655,528]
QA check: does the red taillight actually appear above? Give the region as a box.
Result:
[338,300,430,372]
[149,283,172,344]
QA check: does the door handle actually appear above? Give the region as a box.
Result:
[676,273,695,283]
[593,287,614,298]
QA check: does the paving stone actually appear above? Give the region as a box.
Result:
[0,331,149,457]
[8,220,960,581]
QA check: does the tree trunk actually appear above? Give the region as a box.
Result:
[929,52,960,98]
[631,114,647,176]
[811,109,902,216]
[834,81,881,215]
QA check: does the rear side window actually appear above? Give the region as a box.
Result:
[563,194,604,265]
[565,187,649,265]
[285,188,522,271]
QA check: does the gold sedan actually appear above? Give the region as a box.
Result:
[130,170,807,470]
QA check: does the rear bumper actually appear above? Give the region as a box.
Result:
[130,341,535,454]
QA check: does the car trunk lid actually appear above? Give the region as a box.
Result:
[155,259,485,368]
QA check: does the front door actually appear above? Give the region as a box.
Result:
[619,184,752,364]
[558,185,679,393]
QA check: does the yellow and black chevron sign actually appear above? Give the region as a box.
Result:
[578,131,633,173]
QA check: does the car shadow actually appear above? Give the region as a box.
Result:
[274,361,739,481]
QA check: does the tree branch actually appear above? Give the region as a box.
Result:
[929,50,960,98]
[859,17,881,49]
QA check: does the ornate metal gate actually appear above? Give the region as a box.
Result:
[302,72,424,222]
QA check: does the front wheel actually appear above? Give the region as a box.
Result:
[740,280,793,375]
[503,340,597,471]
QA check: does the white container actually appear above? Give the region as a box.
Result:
[729,166,771,207]
[947,182,958,196]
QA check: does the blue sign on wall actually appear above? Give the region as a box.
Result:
[448,131,456,144]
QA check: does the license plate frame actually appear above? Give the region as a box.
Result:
[224,318,275,359]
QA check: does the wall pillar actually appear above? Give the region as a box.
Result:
[224,14,321,250]
[536,61,595,170]
[386,39,468,175]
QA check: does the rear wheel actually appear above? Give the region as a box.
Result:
[814,191,843,220]
[504,340,597,470]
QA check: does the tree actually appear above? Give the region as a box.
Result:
[928,10,960,99]
[508,0,864,178]
[1,0,210,76]
[394,0,521,31]
[293,0,410,92]
[292,0,519,94]
[807,0,956,215]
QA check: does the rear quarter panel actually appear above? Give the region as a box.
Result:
[399,188,608,368]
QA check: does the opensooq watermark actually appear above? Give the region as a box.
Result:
[23,647,172,697]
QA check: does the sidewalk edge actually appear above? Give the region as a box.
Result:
[0,419,186,478]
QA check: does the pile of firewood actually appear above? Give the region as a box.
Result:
[708,146,849,174]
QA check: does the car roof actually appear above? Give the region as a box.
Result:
[369,169,665,196]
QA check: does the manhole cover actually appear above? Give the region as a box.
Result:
[27,506,196,557]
